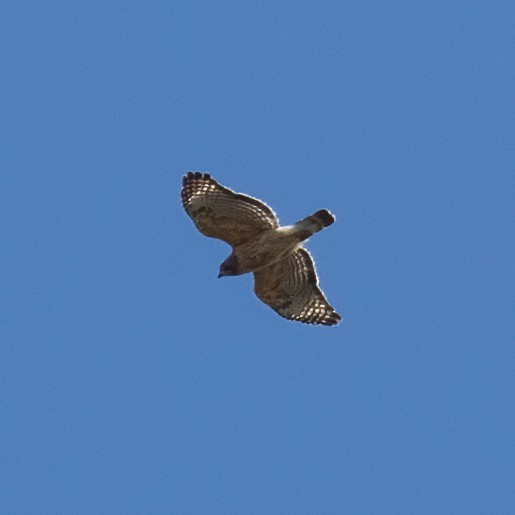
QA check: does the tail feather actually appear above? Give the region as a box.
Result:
[311,209,335,228]
[294,209,335,240]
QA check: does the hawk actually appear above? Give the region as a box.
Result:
[181,172,341,326]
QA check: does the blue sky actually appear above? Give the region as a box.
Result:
[1,1,514,513]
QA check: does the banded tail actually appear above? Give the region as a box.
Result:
[294,209,335,240]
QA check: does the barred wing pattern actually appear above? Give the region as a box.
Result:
[181,172,279,247]
[254,248,341,326]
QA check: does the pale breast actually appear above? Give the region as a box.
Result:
[234,229,301,274]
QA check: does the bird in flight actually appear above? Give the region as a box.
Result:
[181,172,341,326]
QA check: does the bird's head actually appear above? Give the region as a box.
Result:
[218,254,239,278]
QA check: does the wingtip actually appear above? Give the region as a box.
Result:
[321,310,342,326]
[330,312,343,326]
[183,171,212,185]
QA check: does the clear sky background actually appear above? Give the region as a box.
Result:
[1,1,514,513]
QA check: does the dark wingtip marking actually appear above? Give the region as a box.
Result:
[322,312,342,326]
[183,171,212,184]
[182,171,213,186]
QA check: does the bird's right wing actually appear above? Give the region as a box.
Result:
[182,172,279,247]
[254,248,341,326]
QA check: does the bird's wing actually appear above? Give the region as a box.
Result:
[181,172,279,247]
[254,248,341,326]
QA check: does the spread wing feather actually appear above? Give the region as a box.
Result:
[181,172,279,247]
[254,248,341,326]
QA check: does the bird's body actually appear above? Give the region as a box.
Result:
[227,229,299,274]
[181,172,341,325]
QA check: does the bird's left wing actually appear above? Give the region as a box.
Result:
[182,172,279,247]
[254,248,341,326]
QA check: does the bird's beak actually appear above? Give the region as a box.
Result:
[217,272,223,278]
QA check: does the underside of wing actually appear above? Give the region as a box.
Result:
[254,248,341,326]
[181,172,279,247]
